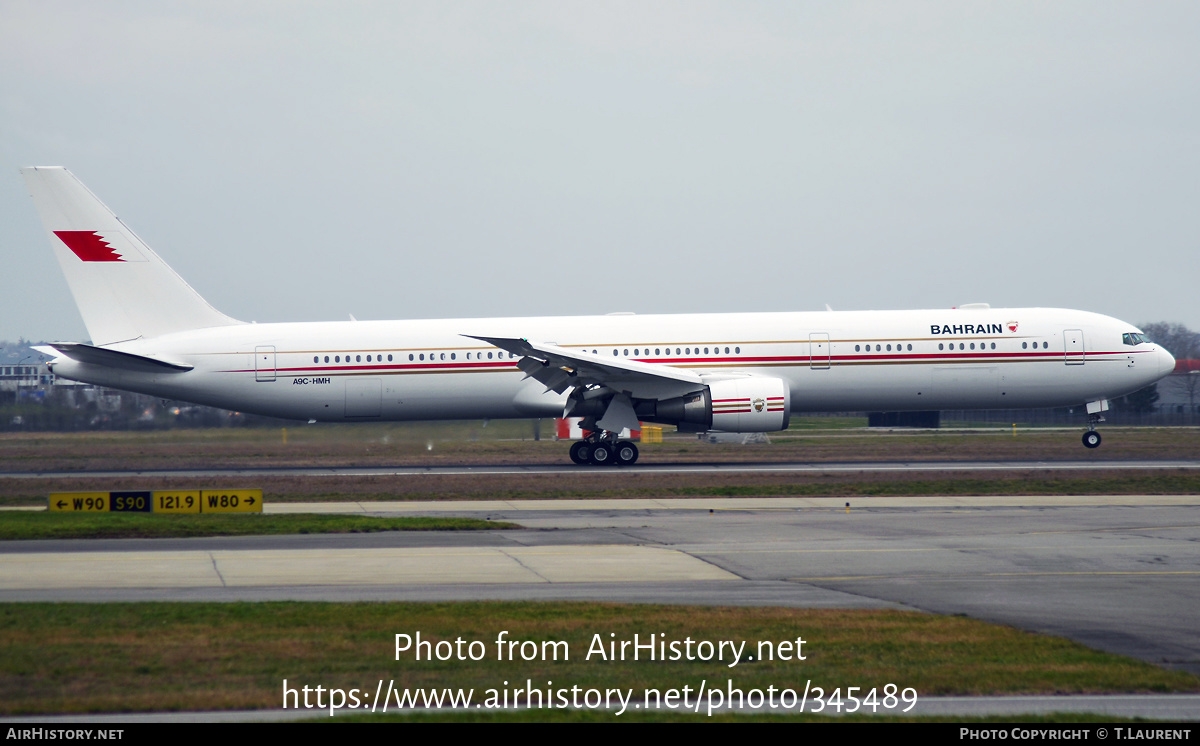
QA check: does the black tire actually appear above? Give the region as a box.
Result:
[569,441,591,465]
[1082,431,1102,449]
[589,443,613,465]
[615,441,639,465]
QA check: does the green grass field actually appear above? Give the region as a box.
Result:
[1,602,1195,717]
[0,512,518,540]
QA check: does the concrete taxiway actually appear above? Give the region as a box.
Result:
[4,694,1200,722]
[3,493,1198,682]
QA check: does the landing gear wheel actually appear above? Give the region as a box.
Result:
[1082,431,1102,449]
[589,442,614,465]
[569,441,592,465]
[615,441,639,466]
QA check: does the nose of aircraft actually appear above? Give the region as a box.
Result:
[1158,345,1177,378]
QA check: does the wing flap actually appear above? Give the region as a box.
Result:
[468,335,703,399]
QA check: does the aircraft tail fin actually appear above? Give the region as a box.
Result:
[21,167,243,346]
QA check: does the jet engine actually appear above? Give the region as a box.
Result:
[650,377,791,433]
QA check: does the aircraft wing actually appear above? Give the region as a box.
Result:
[466,335,704,400]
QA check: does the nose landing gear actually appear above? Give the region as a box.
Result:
[1081,399,1109,449]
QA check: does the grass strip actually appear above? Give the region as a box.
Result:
[259,473,1200,503]
[3,472,1198,507]
[1,602,1195,716]
[2,427,1196,473]
[0,513,519,540]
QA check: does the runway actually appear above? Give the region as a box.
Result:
[5,458,1200,479]
[4,493,1199,682]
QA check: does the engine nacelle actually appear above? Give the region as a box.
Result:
[651,377,791,433]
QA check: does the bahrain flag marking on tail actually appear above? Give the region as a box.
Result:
[54,230,147,262]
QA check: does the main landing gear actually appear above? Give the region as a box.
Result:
[569,437,639,466]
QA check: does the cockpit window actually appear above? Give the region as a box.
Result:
[1123,332,1148,346]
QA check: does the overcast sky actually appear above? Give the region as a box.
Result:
[1,1,1197,344]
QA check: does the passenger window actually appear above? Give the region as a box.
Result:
[938,343,943,350]
[388,354,393,361]
[313,356,318,363]
[875,345,881,352]
[335,355,341,363]
[989,343,994,350]
[887,344,892,352]
[735,347,740,354]
[409,354,414,361]
[724,347,730,354]
[970,343,975,350]
[704,347,709,354]
[855,345,861,352]
[324,356,330,363]
[907,344,912,351]
[451,353,456,360]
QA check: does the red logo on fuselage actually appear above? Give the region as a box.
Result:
[54,231,125,262]
[1007,321,1019,333]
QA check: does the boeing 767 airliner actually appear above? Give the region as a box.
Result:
[21,167,1176,465]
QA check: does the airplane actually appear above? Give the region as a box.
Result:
[21,167,1177,465]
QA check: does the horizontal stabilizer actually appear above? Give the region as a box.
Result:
[40,343,193,373]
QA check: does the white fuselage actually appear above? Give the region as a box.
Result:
[48,307,1175,424]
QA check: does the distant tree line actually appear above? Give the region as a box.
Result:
[1115,322,1199,414]
[1139,322,1200,361]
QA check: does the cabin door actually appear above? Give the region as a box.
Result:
[254,346,277,382]
[809,333,831,369]
[1064,329,1085,365]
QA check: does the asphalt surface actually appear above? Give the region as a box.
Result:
[3,695,1199,722]
[5,458,1200,479]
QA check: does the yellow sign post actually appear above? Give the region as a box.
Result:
[199,489,263,513]
[48,492,110,513]
[49,489,262,513]
[152,490,203,514]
